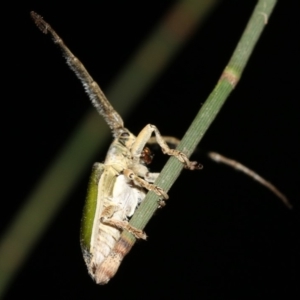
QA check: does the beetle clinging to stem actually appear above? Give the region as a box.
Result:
[31,11,201,284]
[31,11,291,285]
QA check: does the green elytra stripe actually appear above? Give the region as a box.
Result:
[80,164,104,252]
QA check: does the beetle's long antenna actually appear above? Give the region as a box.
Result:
[30,11,124,136]
[208,152,292,209]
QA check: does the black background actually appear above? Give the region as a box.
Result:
[2,1,299,299]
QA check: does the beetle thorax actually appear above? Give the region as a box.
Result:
[103,129,136,169]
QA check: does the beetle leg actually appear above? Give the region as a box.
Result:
[147,136,181,147]
[100,205,147,239]
[123,169,169,200]
[131,124,202,170]
[143,172,160,183]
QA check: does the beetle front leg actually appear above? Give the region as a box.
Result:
[147,136,181,147]
[100,205,147,239]
[131,124,202,170]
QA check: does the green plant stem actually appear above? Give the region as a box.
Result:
[124,0,277,246]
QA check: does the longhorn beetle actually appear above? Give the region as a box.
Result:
[31,12,291,285]
[31,12,201,284]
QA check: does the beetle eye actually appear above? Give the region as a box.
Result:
[120,132,129,138]
[118,131,131,146]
